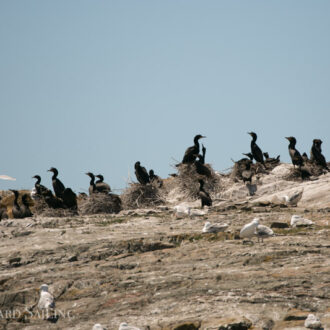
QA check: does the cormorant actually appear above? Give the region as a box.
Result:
[86,172,96,195]
[198,179,212,208]
[302,152,309,163]
[0,196,8,220]
[61,188,77,209]
[200,144,206,164]
[241,160,253,184]
[195,155,212,177]
[21,194,33,217]
[310,139,329,170]
[32,175,51,196]
[263,152,280,164]
[134,162,150,185]
[149,169,163,187]
[248,132,264,165]
[95,174,111,193]
[48,168,65,198]
[10,190,23,218]
[242,153,254,161]
[182,135,206,164]
[285,137,303,168]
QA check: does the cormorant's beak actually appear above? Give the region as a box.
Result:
[47,169,52,172]
[285,137,290,140]
[247,132,252,135]
[201,136,206,138]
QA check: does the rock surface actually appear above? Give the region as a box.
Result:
[0,165,329,329]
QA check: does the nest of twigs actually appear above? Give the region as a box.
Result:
[121,183,164,209]
[78,193,122,215]
[173,163,221,201]
[32,198,78,217]
[284,163,328,182]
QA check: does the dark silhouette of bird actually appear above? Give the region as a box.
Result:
[182,135,206,164]
[241,160,253,184]
[43,190,65,209]
[32,175,51,196]
[195,156,212,177]
[285,137,303,168]
[86,172,96,195]
[200,144,206,164]
[198,179,212,208]
[248,132,264,165]
[21,194,33,217]
[95,174,111,193]
[134,162,150,185]
[149,170,163,187]
[310,139,329,170]
[242,153,254,161]
[10,190,23,218]
[61,188,77,209]
[48,168,65,198]
[0,196,8,220]
[263,152,280,164]
[302,152,309,163]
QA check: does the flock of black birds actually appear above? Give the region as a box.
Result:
[1,132,328,218]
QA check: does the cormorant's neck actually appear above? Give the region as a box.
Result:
[194,137,200,146]
[89,176,95,185]
[251,135,257,143]
[36,177,41,184]
[52,172,58,180]
[288,141,296,149]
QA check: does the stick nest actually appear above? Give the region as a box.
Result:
[172,163,221,201]
[121,183,164,209]
[32,198,78,217]
[78,193,122,215]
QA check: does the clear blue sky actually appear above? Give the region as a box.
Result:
[1,1,329,193]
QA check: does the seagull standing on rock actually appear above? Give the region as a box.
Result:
[38,284,55,310]
[202,221,228,233]
[240,218,260,240]
[119,322,141,330]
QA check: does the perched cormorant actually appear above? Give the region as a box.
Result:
[95,174,111,193]
[195,155,212,177]
[285,137,303,168]
[241,160,253,184]
[32,175,51,196]
[149,170,163,187]
[10,190,23,219]
[302,152,309,163]
[263,152,280,164]
[21,194,33,217]
[0,196,8,220]
[61,188,77,209]
[182,135,206,164]
[248,132,264,165]
[86,172,96,195]
[48,168,65,198]
[200,144,206,164]
[242,153,254,161]
[134,162,150,185]
[310,139,328,170]
[198,179,212,208]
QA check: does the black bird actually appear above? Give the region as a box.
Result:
[242,153,254,161]
[200,144,206,164]
[48,168,65,198]
[285,137,303,168]
[9,190,23,219]
[195,156,212,177]
[95,174,111,193]
[310,139,329,170]
[182,135,206,164]
[198,179,212,208]
[302,152,309,163]
[21,194,33,217]
[248,132,264,165]
[149,169,163,188]
[86,172,96,195]
[241,160,253,184]
[0,196,8,220]
[32,175,51,196]
[61,188,77,209]
[263,152,280,164]
[135,162,150,185]
[43,190,65,209]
